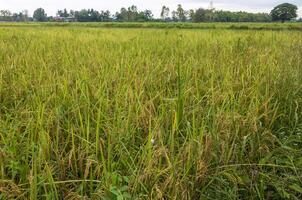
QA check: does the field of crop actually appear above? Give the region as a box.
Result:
[0,25,301,199]
[1,22,302,31]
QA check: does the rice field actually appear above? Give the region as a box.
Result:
[1,22,302,31]
[0,25,302,199]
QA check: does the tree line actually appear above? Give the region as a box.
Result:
[0,3,300,23]
[0,10,29,22]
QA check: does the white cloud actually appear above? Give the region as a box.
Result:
[299,8,302,17]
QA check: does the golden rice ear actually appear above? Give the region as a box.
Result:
[0,22,301,200]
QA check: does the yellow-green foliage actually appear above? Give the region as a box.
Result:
[0,22,302,30]
[0,26,301,199]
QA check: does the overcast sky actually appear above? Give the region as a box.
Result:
[1,0,301,17]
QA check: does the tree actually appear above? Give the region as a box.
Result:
[33,8,47,22]
[205,9,215,22]
[270,3,298,22]
[115,8,128,21]
[70,10,75,18]
[192,8,207,22]
[127,5,138,21]
[171,11,178,22]
[137,10,153,21]
[160,6,170,21]
[100,10,111,22]
[89,9,100,21]
[115,5,151,22]
[74,9,100,22]
[0,10,11,17]
[0,10,12,21]
[189,9,195,21]
[57,9,69,17]
[176,4,187,22]
[12,12,26,22]
[115,6,138,21]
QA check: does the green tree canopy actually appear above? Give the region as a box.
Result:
[192,8,207,22]
[176,4,187,22]
[270,3,298,22]
[33,8,47,22]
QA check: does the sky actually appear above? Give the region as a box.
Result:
[1,0,301,18]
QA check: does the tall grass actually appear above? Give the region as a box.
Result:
[0,22,302,31]
[0,27,301,199]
